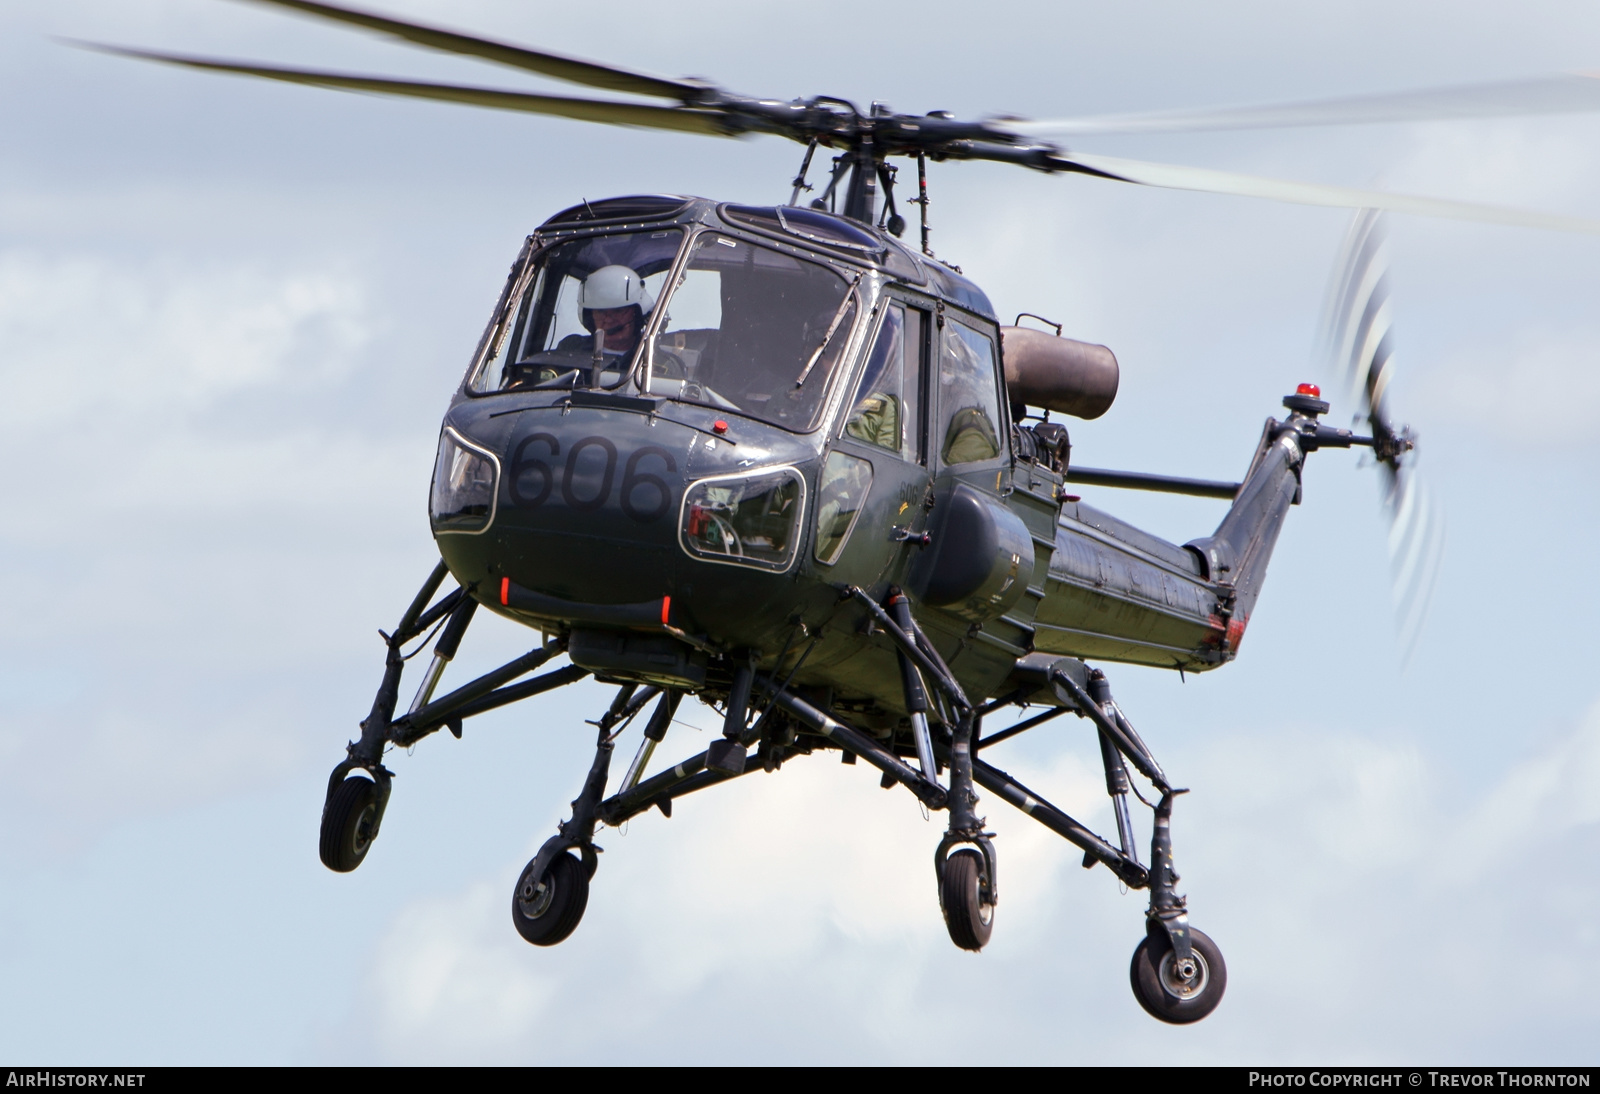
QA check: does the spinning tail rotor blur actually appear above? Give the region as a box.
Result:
[1321,210,1445,664]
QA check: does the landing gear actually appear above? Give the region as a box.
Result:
[319,776,381,872]
[508,683,655,948]
[939,847,994,950]
[861,586,1001,954]
[511,851,590,946]
[320,559,585,875]
[323,564,1228,1022]
[1129,926,1227,1024]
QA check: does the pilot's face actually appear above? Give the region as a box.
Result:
[592,306,640,350]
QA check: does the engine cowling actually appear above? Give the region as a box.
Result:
[910,483,1036,622]
[1000,326,1119,420]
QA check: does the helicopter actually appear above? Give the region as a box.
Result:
[81,0,1600,1026]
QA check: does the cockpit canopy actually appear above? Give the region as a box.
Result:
[469,229,680,394]
[469,224,859,433]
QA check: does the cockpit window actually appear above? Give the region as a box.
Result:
[938,319,1006,465]
[469,229,682,394]
[647,233,859,432]
[843,304,914,456]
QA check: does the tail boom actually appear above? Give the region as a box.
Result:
[1033,392,1353,672]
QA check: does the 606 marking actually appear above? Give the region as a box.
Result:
[508,433,678,523]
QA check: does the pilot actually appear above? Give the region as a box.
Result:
[567,264,655,359]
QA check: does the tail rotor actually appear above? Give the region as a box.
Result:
[1321,210,1445,663]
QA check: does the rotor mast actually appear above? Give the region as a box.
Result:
[841,143,879,225]
[836,103,892,225]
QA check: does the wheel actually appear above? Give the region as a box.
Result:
[320,777,380,873]
[939,848,994,951]
[511,851,590,946]
[1129,926,1227,1024]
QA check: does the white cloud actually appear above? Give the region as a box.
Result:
[0,250,430,529]
[1386,119,1600,214]
[0,250,370,420]
[1423,326,1600,444]
[368,880,558,1058]
[0,250,420,853]
[1450,702,1600,878]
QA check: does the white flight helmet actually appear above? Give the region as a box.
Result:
[579,265,655,316]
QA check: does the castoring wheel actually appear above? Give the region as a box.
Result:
[1129,926,1227,1024]
[939,848,994,951]
[319,776,380,873]
[512,851,590,946]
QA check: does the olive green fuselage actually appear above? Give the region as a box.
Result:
[434,197,1250,728]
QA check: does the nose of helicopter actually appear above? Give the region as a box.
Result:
[429,399,814,636]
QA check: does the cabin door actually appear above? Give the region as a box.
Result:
[810,299,934,594]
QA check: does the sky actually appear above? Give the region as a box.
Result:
[2,0,1598,1065]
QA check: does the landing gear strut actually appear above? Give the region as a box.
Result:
[319,559,588,874]
[1048,665,1227,1021]
[872,587,1000,955]
[510,683,657,947]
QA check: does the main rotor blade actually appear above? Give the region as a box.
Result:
[231,0,710,102]
[1009,73,1600,137]
[76,45,733,136]
[1058,151,1600,234]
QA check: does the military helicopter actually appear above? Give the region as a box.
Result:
[84,0,1600,1025]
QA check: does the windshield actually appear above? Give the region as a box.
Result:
[646,232,858,432]
[469,229,682,394]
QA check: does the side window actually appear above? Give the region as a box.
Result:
[843,305,906,454]
[814,451,874,565]
[841,302,928,462]
[938,319,1006,465]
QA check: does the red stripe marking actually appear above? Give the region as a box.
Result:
[500,576,510,606]
[661,595,671,625]
[1225,616,1247,651]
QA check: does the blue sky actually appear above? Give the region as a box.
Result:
[2,0,1598,1064]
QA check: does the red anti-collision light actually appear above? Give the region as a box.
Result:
[1296,383,1321,397]
[712,420,728,435]
[500,576,510,606]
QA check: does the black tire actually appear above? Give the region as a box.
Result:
[939,848,994,951]
[511,851,589,946]
[320,777,380,873]
[1130,926,1227,1024]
